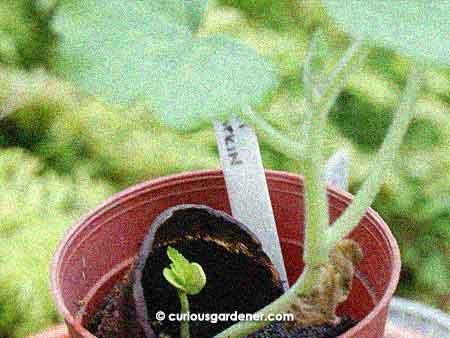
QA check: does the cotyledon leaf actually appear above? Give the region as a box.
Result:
[163,246,206,295]
[52,0,278,130]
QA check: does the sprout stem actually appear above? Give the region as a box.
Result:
[178,290,190,338]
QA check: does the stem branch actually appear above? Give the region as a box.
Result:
[326,68,422,247]
[241,107,305,159]
[316,38,368,115]
[215,35,369,338]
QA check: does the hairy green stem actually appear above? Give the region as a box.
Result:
[215,36,369,338]
[316,37,368,116]
[301,31,334,267]
[240,37,367,163]
[326,68,423,248]
[303,160,329,265]
[303,35,369,260]
[302,109,329,266]
[302,33,368,139]
[178,291,190,338]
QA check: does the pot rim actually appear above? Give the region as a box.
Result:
[50,169,401,337]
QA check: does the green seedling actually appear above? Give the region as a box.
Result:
[163,246,207,338]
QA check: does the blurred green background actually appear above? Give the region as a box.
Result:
[0,0,448,337]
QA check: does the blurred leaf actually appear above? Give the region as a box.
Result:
[322,1,449,65]
[52,0,277,130]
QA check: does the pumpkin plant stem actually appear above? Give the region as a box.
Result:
[178,290,190,338]
[241,106,305,160]
[215,39,421,338]
[325,67,423,251]
[240,36,367,163]
[215,35,368,338]
[301,32,368,267]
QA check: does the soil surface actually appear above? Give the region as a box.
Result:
[87,267,357,338]
[246,318,358,338]
[87,206,359,338]
[140,240,283,337]
[86,265,144,338]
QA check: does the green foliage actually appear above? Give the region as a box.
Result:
[0,148,114,337]
[164,246,207,296]
[44,100,220,185]
[0,1,56,68]
[52,0,278,130]
[322,0,449,66]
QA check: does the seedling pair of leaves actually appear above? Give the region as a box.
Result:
[163,246,206,296]
[163,247,206,338]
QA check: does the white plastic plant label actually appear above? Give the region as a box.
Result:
[324,149,350,191]
[214,117,289,290]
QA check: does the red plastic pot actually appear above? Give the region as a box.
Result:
[28,324,432,338]
[51,169,401,338]
[28,324,68,338]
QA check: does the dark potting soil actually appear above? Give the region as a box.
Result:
[245,318,358,338]
[133,204,285,338]
[87,266,358,338]
[86,266,145,338]
[86,205,359,338]
[139,239,284,338]
[86,238,283,338]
